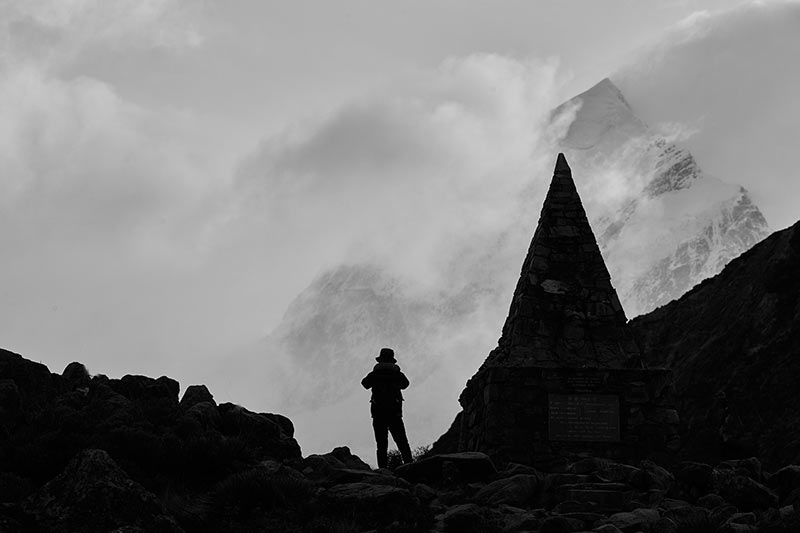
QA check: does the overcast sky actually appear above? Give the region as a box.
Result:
[2,0,799,425]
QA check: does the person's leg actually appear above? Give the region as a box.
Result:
[388,416,413,464]
[372,416,390,468]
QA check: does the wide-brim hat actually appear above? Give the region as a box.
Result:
[375,347,396,363]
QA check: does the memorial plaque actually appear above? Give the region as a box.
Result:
[548,393,620,442]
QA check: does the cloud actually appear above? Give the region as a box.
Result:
[2,0,202,68]
[0,1,237,381]
[614,0,800,229]
[236,54,571,291]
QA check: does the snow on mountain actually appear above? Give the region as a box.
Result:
[557,78,770,316]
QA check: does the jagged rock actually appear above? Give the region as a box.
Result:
[660,505,710,530]
[638,460,675,492]
[263,412,294,437]
[766,464,800,503]
[500,462,544,477]
[22,449,182,533]
[257,459,304,479]
[501,507,543,532]
[301,446,371,482]
[87,382,136,426]
[555,482,633,513]
[437,503,489,533]
[712,467,778,510]
[323,468,411,489]
[650,517,678,533]
[112,374,179,404]
[720,457,762,482]
[759,505,800,531]
[728,512,756,525]
[673,461,713,499]
[709,504,738,528]
[0,349,64,418]
[602,508,660,532]
[413,483,438,504]
[473,474,542,507]
[570,458,616,476]
[218,402,301,460]
[0,379,22,431]
[62,362,90,389]
[539,514,584,532]
[592,525,624,533]
[395,452,497,486]
[696,492,726,509]
[179,384,215,409]
[322,482,415,520]
[715,523,757,533]
[325,446,371,470]
[183,401,221,431]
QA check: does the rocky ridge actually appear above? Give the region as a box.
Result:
[3,347,800,532]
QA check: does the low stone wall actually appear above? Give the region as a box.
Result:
[458,366,679,468]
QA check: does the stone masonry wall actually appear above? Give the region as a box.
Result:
[458,365,679,468]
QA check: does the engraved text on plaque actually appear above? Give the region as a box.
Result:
[548,394,620,442]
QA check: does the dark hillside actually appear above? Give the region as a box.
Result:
[631,220,800,468]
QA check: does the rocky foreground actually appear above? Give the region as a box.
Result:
[1,349,799,532]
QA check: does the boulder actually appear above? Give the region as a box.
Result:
[263,412,294,437]
[501,507,543,532]
[395,452,497,486]
[183,401,221,431]
[712,467,778,510]
[0,379,23,430]
[473,474,542,508]
[324,468,411,489]
[179,384,215,409]
[720,458,762,482]
[218,402,301,460]
[592,525,624,533]
[62,363,90,389]
[660,505,711,531]
[322,482,416,525]
[22,449,181,533]
[437,503,489,533]
[539,514,583,532]
[604,508,660,532]
[112,375,179,405]
[709,504,738,528]
[695,492,726,509]
[766,464,800,502]
[638,460,674,492]
[715,523,757,533]
[674,461,713,499]
[0,349,63,417]
[325,446,371,471]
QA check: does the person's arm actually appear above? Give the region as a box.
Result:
[396,371,409,390]
[361,372,374,389]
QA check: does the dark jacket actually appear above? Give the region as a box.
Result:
[361,363,409,417]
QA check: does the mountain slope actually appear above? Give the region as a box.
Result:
[630,220,800,468]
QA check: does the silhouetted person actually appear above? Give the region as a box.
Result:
[361,348,413,468]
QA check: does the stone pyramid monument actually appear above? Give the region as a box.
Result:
[492,152,641,369]
[434,154,679,467]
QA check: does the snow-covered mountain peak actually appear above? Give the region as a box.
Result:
[559,78,646,151]
[553,80,770,316]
